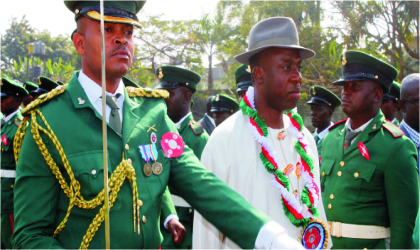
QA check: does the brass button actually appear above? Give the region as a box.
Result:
[322,172,325,177]
[330,194,334,200]
[354,172,359,178]
[1,148,3,151]
[337,171,342,177]
[364,248,368,250]
[91,169,97,175]
[189,208,193,213]
[125,144,129,150]
[340,161,345,167]
[328,204,332,209]
[10,185,13,188]
[127,158,132,165]
[142,215,146,223]
[138,200,143,207]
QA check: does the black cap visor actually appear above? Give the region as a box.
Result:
[306,96,332,106]
[156,81,195,93]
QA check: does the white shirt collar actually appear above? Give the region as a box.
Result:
[175,112,192,128]
[314,122,334,140]
[78,70,125,122]
[345,117,374,133]
[3,109,19,123]
[205,113,215,126]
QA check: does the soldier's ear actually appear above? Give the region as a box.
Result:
[252,66,263,86]
[73,32,85,56]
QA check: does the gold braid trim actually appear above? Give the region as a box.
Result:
[13,108,141,249]
[126,87,169,99]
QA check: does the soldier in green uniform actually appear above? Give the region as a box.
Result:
[380,81,401,126]
[22,81,38,108]
[156,65,209,249]
[320,50,419,249]
[211,94,239,127]
[1,78,28,249]
[306,85,341,158]
[11,1,302,249]
[235,64,252,103]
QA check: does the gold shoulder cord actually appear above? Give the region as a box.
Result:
[14,84,141,249]
[126,87,169,99]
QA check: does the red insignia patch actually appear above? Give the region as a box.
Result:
[161,132,185,158]
[358,142,370,160]
[2,135,7,146]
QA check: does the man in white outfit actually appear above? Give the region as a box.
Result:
[193,17,332,249]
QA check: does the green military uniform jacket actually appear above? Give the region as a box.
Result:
[12,72,270,249]
[320,111,419,249]
[161,113,209,248]
[1,111,23,214]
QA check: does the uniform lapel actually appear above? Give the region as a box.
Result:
[344,111,383,154]
[122,88,140,144]
[178,114,193,133]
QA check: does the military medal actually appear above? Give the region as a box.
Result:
[143,163,152,177]
[358,141,370,160]
[161,132,185,158]
[139,144,160,176]
[300,219,329,249]
[152,162,163,175]
[2,134,7,146]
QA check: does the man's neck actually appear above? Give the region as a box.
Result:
[348,109,378,130]
[254,95,284,129]
[172,109,191,124]
[82,68,122,94]
[317,120,331,133]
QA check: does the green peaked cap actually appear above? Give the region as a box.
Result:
[1,77,28,97]
[23,81,38,92]
[306,85,341,108]
[64,1,145,28]
[333,50,398,94]
[383,81,401,102]
[155,65,201,93]
[122,77,140,88]
[35,76,59,94]
[211,94,239,113]
[235,64,252,93]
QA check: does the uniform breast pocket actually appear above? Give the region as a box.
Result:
[344,162,378,202]
[67,150,112,200]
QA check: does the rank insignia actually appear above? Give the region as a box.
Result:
[2,135,7,146]
[342,51,347,66]
[158,68,164,78]
[358,142,370,160]
[150,132,157,144]
[161,132,184,158]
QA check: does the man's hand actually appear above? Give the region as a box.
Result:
[167,218,186,243]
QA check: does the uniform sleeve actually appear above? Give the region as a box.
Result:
[168,144,271,249]
[384,137,419,249]
[12,117,64,249]
[192,144,224,249]
[188,132,209,160]
[160,186,177,226]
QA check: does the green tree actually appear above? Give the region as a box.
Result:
[332,1,419,80]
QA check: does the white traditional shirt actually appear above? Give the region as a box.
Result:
[193,111,332,249]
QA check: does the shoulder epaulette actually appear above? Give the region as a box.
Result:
[329,118,348,131]
[13,117,22,127]
[22,84,67,116]
[126,87,169,99]
[189,120,205,135]
[382,120,404,138]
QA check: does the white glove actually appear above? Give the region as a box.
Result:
[271,233,305,250]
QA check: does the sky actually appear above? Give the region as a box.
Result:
[0,0,221,37]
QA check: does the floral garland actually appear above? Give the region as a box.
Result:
[240,86,320,227]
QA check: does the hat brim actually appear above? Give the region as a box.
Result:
[85,11,142,29]
[234,45,315,65]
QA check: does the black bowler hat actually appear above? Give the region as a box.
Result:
[306,85,341,109]
[211,94,239,113]
[333,50,398,94]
